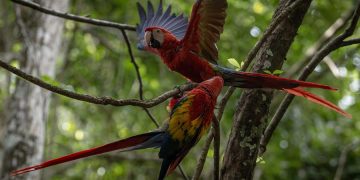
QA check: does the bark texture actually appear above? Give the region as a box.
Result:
[221,0,312,179]
[0,0,68,179]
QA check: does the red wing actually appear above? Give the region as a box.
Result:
[182,0,227,63]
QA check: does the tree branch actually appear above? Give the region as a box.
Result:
[11,0,136,31]
[191,87,235,180]
[243,0,306,70]
[334,140,360,180]
[285,9,354,77]
[222,0,313,178]
[191,0,309,178]
[341,38,360,47]
[259,1,360,156]
[120,29,160,127]
[192,129,213,180]
[191,1,310,178]
[0,59,196,108]
[212,116,220,180]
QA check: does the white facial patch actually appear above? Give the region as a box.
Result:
[144,31,152,47]
[152,29,164,45]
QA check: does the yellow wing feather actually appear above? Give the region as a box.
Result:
[168,95,207,143]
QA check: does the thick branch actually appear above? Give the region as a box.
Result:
[191,0,308,178]
[221,1,313,179]
[0,59,196,108]
[11,0,136,31]
[243,0,305,69]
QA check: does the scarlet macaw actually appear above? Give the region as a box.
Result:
[136,0,351,118]
[11,76,224,180]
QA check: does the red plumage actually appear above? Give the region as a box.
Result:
[11,132,162,176]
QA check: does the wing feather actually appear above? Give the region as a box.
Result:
[136,1,188,50]
[182,0,228,63]
[165,93,211,174]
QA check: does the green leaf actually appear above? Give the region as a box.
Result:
[10,61,19,68]
[240,61,245,68]
[256,157,266,164]
[12,43,22,53]
[273,69,284,75]
[227,58,240,68]
[264,70,272,74]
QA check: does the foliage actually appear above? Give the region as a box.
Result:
[0,0,359,179]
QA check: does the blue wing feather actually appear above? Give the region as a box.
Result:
[136,1,189,50]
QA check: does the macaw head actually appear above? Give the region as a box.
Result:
[143,27,178,50]
[197,76,224,99]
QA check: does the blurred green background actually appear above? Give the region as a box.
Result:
[0,0,359,179]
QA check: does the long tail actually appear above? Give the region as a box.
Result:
[215,65,351,118]
[283,88,352,118]
[216,65,336,90]
[11,131,165,176]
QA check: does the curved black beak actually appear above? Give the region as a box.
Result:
[149,33,161,49]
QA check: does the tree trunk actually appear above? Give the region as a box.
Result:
[0,0,68,179]
[221,0,312,179]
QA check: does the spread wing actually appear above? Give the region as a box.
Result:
[181,0,228,63]
[136,0,188,50]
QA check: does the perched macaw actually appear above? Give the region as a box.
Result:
[136,0,351,118]
[11,76,224,180]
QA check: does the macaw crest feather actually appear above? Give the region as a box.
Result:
[136,0,188,50]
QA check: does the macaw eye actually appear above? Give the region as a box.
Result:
[156,29,161,33]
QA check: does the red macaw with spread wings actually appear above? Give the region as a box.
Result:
[136,0,351,118]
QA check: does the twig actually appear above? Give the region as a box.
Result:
[179,166,189,180]
[217,87,237,120]
[341,38,360,47]
[285,10,354,77]
[120,20,188,179]
[259,1,360,156]
[192,130,214,180]
[334,140,360,180]
[120,30,143,99]
[11,0,136,31]
[212,116,220,180]
[14,5,32,55]
[0,59,196,108]
[192,87,238,179]
[120,29,160,127]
